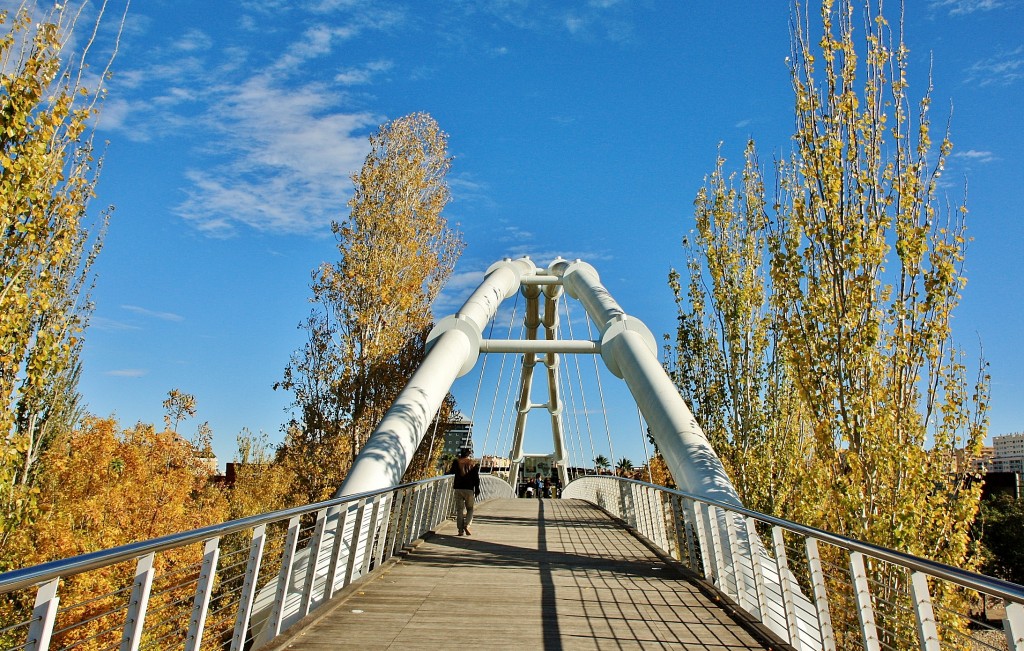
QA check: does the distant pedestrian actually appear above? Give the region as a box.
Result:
[449,448,480,536]
[535,473,543,499]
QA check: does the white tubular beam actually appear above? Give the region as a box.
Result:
[480,339,599,354]
[543,282,570,488]
[337,257,537,497]
[507,284,541,489]
[552,259,742,507]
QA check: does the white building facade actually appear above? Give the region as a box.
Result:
[990,432,1024,473]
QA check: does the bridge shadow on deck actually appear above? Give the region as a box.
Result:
[267,498,787,651]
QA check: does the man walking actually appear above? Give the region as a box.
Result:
[449,448,480,536]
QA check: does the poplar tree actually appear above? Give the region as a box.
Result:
[670,1,989,645]
[0,3,122,540]
[277,112,464,502]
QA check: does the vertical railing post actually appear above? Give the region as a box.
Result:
[725,513,746,610]
[374,492,394,569]
[695,501,715,581]
[120,552,156,651]
[805,538,835,651]
[849,551,881,651]
[395,487,415,551]
[267,515,302,637]
[426,481,441,531]
[407,485,423,542]
[386,489,407,558]
[418,483,433,537]
[360,495,382,576]
[706,505,727,591]
[682,498,700,573]
[185,537,221,651]
[344,500,367,586]
[324,506,350,601]
[659,492,675,557]
[638,485,651,539]
[667,495,684,562]
[909,571,939,651]
[25,578,60,651]
[1005,601,1024,651]
[772,526,800,647]
[230,524,267,651]
[300,509,329,618]
[745,517,769,624]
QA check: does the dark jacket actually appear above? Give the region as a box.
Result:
[450,457,480,492]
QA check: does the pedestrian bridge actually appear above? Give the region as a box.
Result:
[3,474,1023,651]
[1,257,1022,650]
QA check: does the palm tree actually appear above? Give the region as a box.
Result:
[594,455,611,475]
[616,457,633,477]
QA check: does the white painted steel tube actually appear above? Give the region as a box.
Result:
[337,257,536,497]
[552,259,741,507]
[337,330,475,495]
[479,339,599,354]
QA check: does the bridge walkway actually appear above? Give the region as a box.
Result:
[266,497,787,650]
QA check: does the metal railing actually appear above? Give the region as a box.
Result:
[0,474,513,651]
[562,475,1024,651]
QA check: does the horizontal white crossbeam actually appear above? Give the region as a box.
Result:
[479,339,599,354]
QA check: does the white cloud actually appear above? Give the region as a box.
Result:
[334,59,393,85]
[90,316,142,331]
[100,4,405,235]
[965,47,1024,86]
[271,24,357,73]
[106,369,148,377]
[175,28,213,52]
[929,0,1005,14]
[953,149,997,163]
[175,74,380,235]
[121,305,185,321]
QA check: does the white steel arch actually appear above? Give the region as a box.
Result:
[336,256,741,511]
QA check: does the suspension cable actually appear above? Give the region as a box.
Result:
[636,405,654,484]
[494,318,525,465]
[583,308,617,470]
[553,317,577,475]
[476,292,520,461]
[562,299,600,471]
[558,352,586,479]
[468,299,500,425]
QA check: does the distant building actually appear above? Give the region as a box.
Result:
[969,446,995,473]
[480,454,509,471]
[442,416,473,457]
[990,433,1024,474]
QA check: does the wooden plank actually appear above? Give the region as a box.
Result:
[266,498,787,651]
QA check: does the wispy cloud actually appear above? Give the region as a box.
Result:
[447,0,636,43]
[495,223,535,243]
[121,305,185,321]
[953,149,997,163]
[334,59,393,85]
[106,369,148,378]
[965,47,1024,86]
[929,0,1006,14]
[102,5,402,236]
[90,316,143,331]
[174,28,213,52]
[177,74,380,235]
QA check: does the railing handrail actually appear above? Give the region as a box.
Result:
[0,475,449,596]
[569,474,1024,604]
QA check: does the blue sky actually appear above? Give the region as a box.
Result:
[61,0,1024,470]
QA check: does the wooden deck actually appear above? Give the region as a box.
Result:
[266,498,788,650]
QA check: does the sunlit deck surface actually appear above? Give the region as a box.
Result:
[266,498,788,651]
